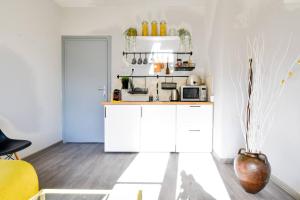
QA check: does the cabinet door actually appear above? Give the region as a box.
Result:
[140,105,176,152]
[104,105,141,152]
[176,105,213,152]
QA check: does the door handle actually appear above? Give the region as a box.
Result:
[98,86,107,100]
[98,85,106,91]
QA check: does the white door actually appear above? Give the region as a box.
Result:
[63,36,111,143]
[140,105,176,152]
[104,105,141,152]
[176,105,213,152]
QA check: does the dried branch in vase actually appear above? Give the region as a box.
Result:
[233,35,300,153]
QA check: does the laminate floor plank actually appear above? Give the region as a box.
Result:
[26,143,295,200]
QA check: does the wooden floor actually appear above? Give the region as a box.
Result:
[26,143,295,200]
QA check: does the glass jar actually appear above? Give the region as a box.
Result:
[141,21,149,36]
[151,21,158,36]
[160,21,167,36]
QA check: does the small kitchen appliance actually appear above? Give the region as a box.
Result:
[181,85,207,102]
[170,89,180,101]
[186,75,201,86]
[113,89,122,101]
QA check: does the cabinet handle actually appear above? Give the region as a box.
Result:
[188,130,200,132]
[105,107,107,118]
[141,107,143,118]
[190,106,201,107]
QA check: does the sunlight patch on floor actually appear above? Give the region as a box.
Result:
[108,153,169,200]
[108,184,161,200]
[117,153,170,183]
[176,153,231,200]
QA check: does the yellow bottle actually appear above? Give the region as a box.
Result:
[137,190,142,200]
[151,21,158,36]
[160,20,167,36]
[142,21,148,36]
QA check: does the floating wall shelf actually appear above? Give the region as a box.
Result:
[174,67,195,71]
[135,36,180,41]
[117,75,189,79]
[123,51,193,56]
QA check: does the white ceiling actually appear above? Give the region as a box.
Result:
[53,0,208,7]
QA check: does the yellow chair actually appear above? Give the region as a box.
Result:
[0,160,39,200]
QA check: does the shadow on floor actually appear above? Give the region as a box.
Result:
[177,170,216,200]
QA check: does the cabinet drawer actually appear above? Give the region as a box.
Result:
[177,105,213,124]
[176,129,212,152]
[176,104,213,152]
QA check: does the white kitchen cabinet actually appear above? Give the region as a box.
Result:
[176,105,213,152]
[104,105,141,152]
[140,105,176,152]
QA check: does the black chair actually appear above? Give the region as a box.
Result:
[0,129,31,160]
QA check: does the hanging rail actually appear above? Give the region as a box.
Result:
[117,75,189,79]
[122,51,192,56]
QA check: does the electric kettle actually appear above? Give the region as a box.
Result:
[170,89,180,101]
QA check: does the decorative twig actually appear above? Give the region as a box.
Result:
[232,35,299,153]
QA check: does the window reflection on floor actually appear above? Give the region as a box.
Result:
[117,153,170,183]
[176,153,231,200]
[108,153,169,200]
[108,153,230,200]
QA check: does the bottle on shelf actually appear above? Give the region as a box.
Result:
[141,21,149,36]
[151,21,158,36]
[160,20,167,36]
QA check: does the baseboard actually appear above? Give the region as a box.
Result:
[212,151,234,164]
[271,175,300,200]
[212,151,300,199]
[23,140,63,161]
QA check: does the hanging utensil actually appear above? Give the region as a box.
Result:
[138,53,143,65]
[166,62,170,75]
[132,53,137,65]
[161,76,177,90]
[150,52,154,64]
[143,53,148,64]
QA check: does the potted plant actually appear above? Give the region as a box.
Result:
[124,27,137,52]
[233,36,299,194]
[121,77,129,90]
[178,28,192,51]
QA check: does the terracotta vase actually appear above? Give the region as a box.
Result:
[234,148,271,194]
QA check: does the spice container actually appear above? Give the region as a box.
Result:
[141,21,149,36]
[151,21,158,36]
[160,21,167,36]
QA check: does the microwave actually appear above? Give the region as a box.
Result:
[180,85,207,102]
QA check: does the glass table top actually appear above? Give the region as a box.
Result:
[30,189,110,200]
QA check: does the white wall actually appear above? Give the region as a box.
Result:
[60,1,217,100]
[0,0,62,157]
[1,0,299,195]
[209,0,300,194]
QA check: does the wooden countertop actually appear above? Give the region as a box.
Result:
[102,101,213,105]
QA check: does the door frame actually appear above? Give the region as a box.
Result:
[61,36,112,142]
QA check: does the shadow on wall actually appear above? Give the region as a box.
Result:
[0,45,40,137]
[177,171,216,200]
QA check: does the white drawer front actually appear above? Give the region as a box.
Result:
[177,105,213,124]
[176,105,213,152]
[176,129,212,152]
